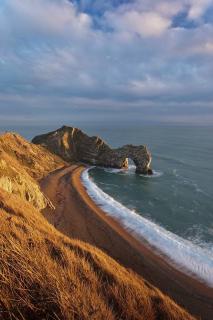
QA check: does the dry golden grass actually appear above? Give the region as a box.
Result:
[0,132,65,180]
[0,189,196,320]
[0,132,197,319]
[0,132,65,210]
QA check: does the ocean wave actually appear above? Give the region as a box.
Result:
[99,181,119,188]
[140,170,163,178]
[172,169,211,197]
[81,168,213,288]
[185,225,213,253]
[154,153,193,167]
[103,168,124,173]
[103,165,163,178]
[154,153,211,171]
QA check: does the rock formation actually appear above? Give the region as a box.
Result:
[32,126,152,174]
[0,157,50,210]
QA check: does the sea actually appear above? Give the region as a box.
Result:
[80,124,213,287]
[10,123,213,287]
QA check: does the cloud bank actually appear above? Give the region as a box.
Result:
[0,0,213,127]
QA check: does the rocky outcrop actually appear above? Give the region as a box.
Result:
[93,144,152,174]
[32,126,152,174]
[0,156,53,210]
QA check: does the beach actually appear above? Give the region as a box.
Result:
[41,164,213,320]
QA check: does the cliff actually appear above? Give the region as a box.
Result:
[0,132,65,209]
[32,126,152,174]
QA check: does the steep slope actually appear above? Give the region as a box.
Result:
[0,132,65,209]
[0,188,195,320]
[0,132,66,180]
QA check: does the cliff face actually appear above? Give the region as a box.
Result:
[32,126,152,174]
[0,132,65,209]
[0,157,50,210]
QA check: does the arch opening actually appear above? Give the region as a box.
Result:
[123,156,152,175]
[126,158,136,170]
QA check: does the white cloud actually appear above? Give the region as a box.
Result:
[169,24,213,57]
[188,40,213,55]
[0,0,213,125]
[0,0,92,43]
[129,78,169,95]
[155,1,183,17]
[106,10,171,37]
[103,0,212,38]
[187,0,212,20]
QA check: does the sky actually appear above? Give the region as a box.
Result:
[0,0,213,132]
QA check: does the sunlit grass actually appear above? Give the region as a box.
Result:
[0,189,195,320]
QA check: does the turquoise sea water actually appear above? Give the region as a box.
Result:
[87,125,213,252]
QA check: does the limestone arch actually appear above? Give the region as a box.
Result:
[115,145,152,175]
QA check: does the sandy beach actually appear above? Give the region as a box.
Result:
[41,164,213,320]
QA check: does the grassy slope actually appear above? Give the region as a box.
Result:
[0,189,195,320]
[0,133,65,209]
[0,132,196,319]
[0,132,65,180]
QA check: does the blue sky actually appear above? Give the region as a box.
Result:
[0,0,213,129]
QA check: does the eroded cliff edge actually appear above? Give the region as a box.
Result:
[0,132,65,210]
[32,126,152,174]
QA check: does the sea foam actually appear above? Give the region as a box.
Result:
[81,168,213,288]
[103,165,163,178]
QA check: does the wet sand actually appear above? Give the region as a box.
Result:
[41,164,213,320]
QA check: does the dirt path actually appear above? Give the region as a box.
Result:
[41,165,213,320]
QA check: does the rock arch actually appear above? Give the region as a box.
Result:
[114,145,152,175]
[32,126,152,175]
[95,144,152,174]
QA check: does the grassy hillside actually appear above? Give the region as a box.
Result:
[0,189,195,320]
[0,132,65,180]
[0,132,196,319]
[0,132,65,209]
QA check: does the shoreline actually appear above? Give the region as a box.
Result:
[81,167,213,288]
[41,164,213,320]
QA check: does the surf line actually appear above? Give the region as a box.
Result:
[81,168,213,288]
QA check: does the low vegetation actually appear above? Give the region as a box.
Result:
[0,132,65,210]
[0,132,196,319]
[0,132,65,180]
[0,189,195,320]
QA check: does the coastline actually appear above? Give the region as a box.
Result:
[81,166,213,287]
[41,164,213,320]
